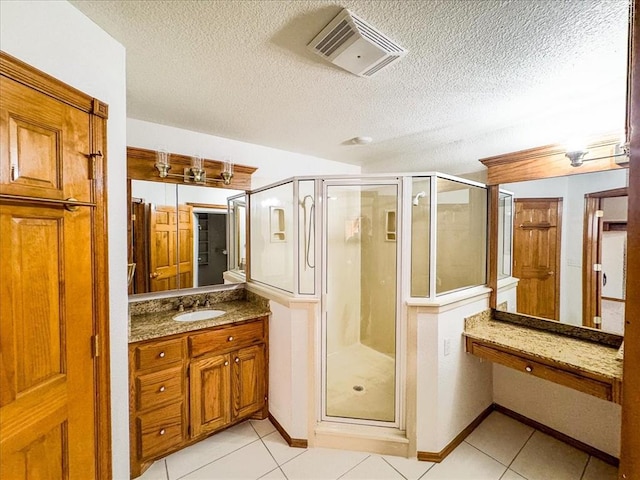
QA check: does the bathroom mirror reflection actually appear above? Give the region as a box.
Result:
[128,180,245,295]
[498,168,628,335]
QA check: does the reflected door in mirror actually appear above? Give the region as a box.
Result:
[513,198,562,320]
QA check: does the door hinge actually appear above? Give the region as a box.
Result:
[595,210,604,218]
[92,335,99,357]
[593,316,602,327]
[87,151,102,180]
[593,263,602,272]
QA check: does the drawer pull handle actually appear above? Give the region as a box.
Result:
[525,365,533,372]
[224,361,229,366]
[235,357,240,363]
[159,352,165,358]
[159,386,165,392]
[228,336,234,341]
[159,429,166,435]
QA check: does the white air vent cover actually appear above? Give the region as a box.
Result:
[308,9,407,78]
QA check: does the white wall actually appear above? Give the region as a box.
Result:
[493,364,621,457]
[127,119,361,189]
[0,1,129,477]
[414,296,494,453]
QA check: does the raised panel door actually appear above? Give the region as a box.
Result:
[189,353,231,437]
[0,76,92,203]
[232,344,265,419]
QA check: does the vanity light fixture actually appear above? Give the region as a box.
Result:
[188,154,206,183]
[565,140,630,168]
[221,159,234,185]
[155,149,171,177]
[153,149,236,186]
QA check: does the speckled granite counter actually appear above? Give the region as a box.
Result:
[464,309,623,382]
[129,292,271,343]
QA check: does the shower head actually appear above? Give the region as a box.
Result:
[413,191,426,206]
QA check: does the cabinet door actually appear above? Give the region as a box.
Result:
[190,353,231,437]
[232,344,266,419]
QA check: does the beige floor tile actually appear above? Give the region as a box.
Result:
[165,421,258,479]
[510,431,588,480]
[138,459,167,480]
[281,447,369,480]
[340,455,404,479]
[422,442,506,480]
[262,430,307,465]
[581,456,618,480]
[181,440,277,479]
[466,412,534,465]
[381,454,435,480]
[251,418,277,438]
[259,467,288,479]
[499,469,527,480]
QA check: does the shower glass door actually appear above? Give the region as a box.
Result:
[322,181,400,425]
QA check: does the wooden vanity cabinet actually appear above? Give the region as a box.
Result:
[189,320,267,438]
[129,337,187,478]
[129,316,268,478]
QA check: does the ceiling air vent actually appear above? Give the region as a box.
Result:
[308,9,407,78]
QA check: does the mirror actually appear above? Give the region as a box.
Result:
[498,168,628,335]
[128,179,245,295]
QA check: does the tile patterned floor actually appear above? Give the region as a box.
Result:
[137,412,618,480]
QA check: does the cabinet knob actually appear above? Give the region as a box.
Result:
[224,361,229,366]
[525,365,533,373]
[159,429,166,435]
[235,357,240,363]
[159,351,165,358]
[159,386,165,392]
[228,336,234,342]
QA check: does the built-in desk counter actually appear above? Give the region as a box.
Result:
[464,309,623,404]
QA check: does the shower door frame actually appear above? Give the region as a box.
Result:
[319,177,405,429]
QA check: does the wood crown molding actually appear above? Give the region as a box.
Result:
[479,134,626,185]
[127,146,257,191]
[0,51,108,118]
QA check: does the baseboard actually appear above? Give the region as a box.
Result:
[268,413,308,448]
[417,404,494,462]
[493,404,619,467]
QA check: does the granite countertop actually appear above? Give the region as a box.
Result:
[129,300,271,343]
[464,310,622,381]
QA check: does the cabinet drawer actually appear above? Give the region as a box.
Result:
[137,403,184,460]
[190,319,265,357]
[468,341,612,401]
[136,366,183,411]
[135,338,184,371]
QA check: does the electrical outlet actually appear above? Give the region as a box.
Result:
[444,338,451,356]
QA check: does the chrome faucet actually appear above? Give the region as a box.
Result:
[192,299,200,311]
[204,299,211,308]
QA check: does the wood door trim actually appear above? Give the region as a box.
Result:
[582,187,628,328]
[0,51,108,118]
[1,51,112,478]
[621,0,640,477]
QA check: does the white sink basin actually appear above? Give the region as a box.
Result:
[173,310,225,322]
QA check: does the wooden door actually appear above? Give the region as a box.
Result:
[232,345,266,419]
[149,205,178,291]
[513,198,562,320]
[0,73,103,478]
[189,353,231,437]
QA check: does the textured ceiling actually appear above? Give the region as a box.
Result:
[71,0,629,175]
